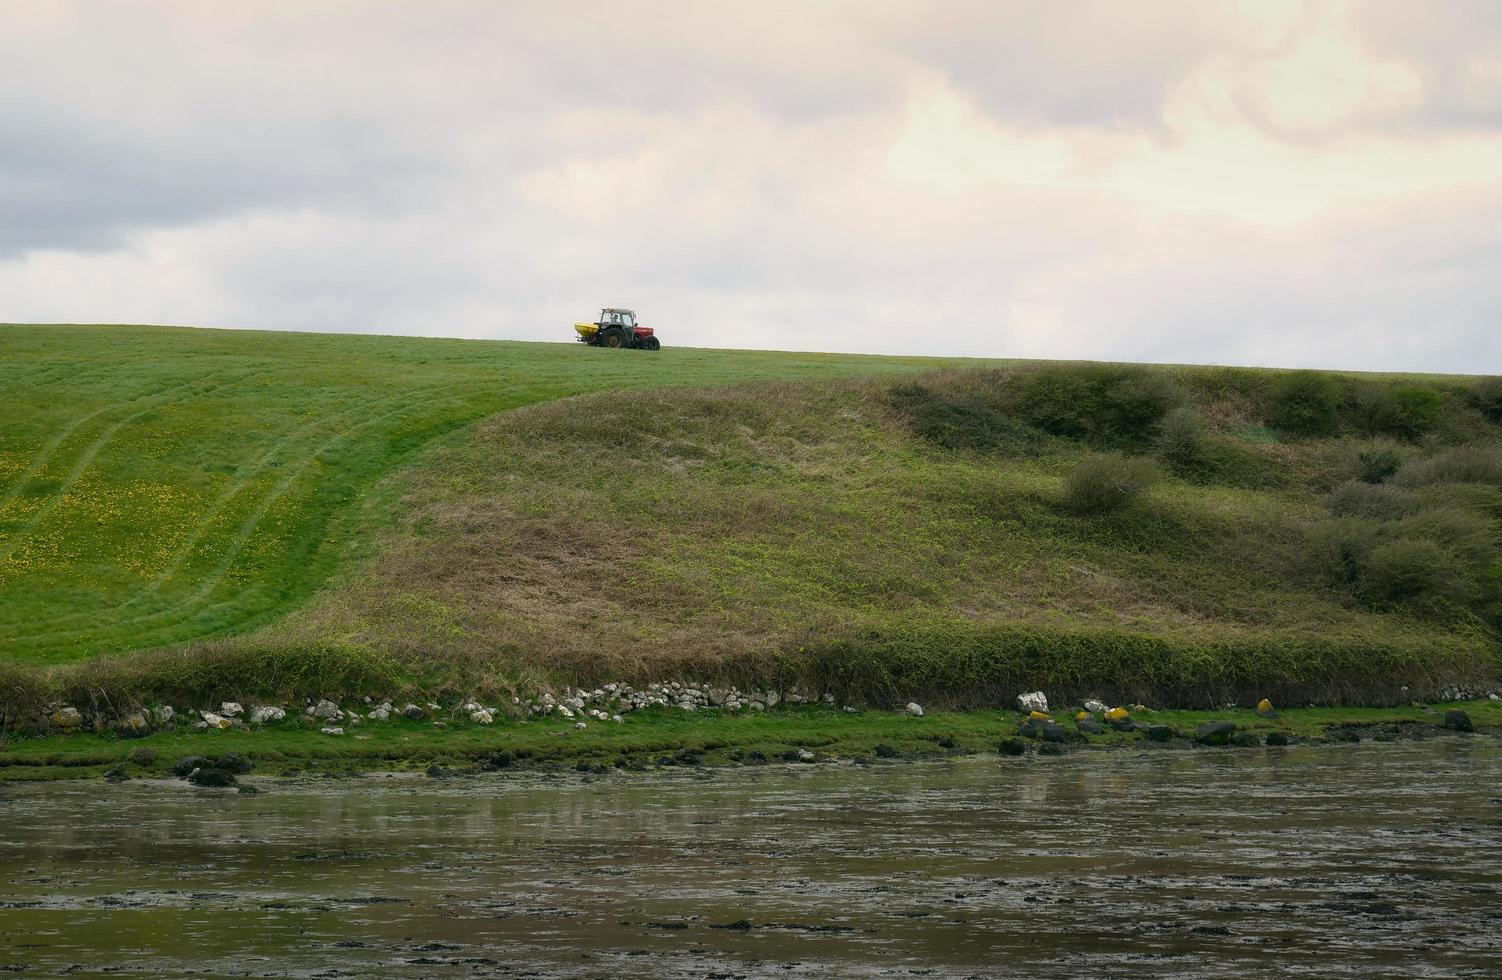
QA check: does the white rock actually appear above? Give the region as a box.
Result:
[321,726,344,736]
[153,705,175,723]
[368,707,391,722]
[749,702,765,712]
[219,701,244,718]
[843,706,858,713]
[797,749,815,761]
[470,709,494,724]
[558,706,574,719]
[1083,699,1108,714]
[249,705,286,725]
[312,699,342,720]
[611,714,623,723]
[822,693,835,704]
[1017,691,1049,714]
[199,710,232,730]
[575,721,587,730]
[50,706,83,728]
[765,690,781,708]
[905,702,924,717]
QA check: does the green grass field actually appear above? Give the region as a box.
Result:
[1,324,955,665]
[2,323,1499,718]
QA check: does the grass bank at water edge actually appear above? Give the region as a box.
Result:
[1,700,1497,783]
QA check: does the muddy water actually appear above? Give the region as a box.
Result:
[2,741,1500,978]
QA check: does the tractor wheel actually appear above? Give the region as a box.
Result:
[602,328,627,349]
[644,336,661,351]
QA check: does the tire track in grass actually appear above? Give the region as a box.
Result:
[5,383,467,637]
[0,371,261,564]
[0,371,238,510]
[10,383,494,651]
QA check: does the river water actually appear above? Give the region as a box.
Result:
[2,740,1499,978]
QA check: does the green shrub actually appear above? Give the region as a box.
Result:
[1395,446,1502,488]
[1061,453,1159,514]
[888,384,1034,452]
[1014,366,1178,442]
[1468,376,1502,423]
[1307,517,1379,585]
[1414,483,1502,519]
[1358,538,1472,606]
[1107,372,1181,437]
[1156,406,1209,469]
[1352,444,1403,484]
[1387,386,1444,439]
[1388,507,1500,572]
[1269,372,1340,436]
[1347,383,1396,437]
[1325,480,1417,520]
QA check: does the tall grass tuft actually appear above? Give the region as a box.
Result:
[1062,453,1159,514]
[1156,406,1209,470]
[1395,446,1502,488]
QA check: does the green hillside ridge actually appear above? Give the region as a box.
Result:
[2,324,1500,718]
[0,324,953,664]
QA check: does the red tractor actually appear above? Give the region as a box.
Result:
[574,308,660,350]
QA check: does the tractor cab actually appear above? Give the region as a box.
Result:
[573,307,661,350]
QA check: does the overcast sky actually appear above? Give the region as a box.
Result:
[3,1,1500,371]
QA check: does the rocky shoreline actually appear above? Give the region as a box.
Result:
[3,682,1497,787]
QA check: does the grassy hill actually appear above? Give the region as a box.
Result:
[0,325,953,665]
[2,324,1499,714]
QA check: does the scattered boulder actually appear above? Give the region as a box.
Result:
[220,702,244,718]
[116,711,150,737]
[1083,699,1108,714]
[187,767,236,788]
[248,705,286,725]
[575,721,587,730]
[1076,717,1105,736]
[368,705,391,722]
[50,707,82,730]
[1256,698,1278,719]
[1017,691,1049,714]
[1145,724,1175,742]
[1195,721,1237,746]
[215,752,254,775]
[172,756,209,778]
[1104,707,1133,731]
[103,764,130,783]
[470,709,494,725]
[1443,709,1475,733]
[198,711,232,730]
[1017,715,1060,739]
[796,749,815,762]
[1231,731,1261,748]
[127,747,156,766]
[320,726,344,736]
[905,702,924,717]
[151,705,176,725]
[402,704,424,720]
[1265,732,1290,746]
[998,738,1028,756]
[312,700,342,721]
